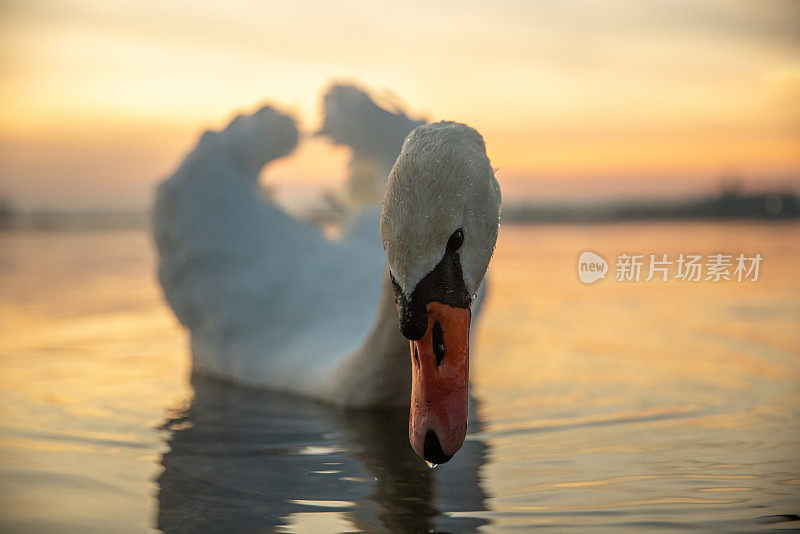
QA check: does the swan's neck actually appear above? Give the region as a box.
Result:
[326,268,410,407]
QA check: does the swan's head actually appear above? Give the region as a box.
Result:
[380,121,501,464]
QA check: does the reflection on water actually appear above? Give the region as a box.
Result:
[157,376,488,533]
[0,222,798,532]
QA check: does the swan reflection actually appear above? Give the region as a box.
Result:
[157,376,489,532]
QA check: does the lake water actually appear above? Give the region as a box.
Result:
[0,222,798,532]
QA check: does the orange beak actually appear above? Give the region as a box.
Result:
[408,302,471,465]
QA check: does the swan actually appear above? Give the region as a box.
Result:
[153,93,500,464]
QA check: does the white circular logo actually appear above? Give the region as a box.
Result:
[577,251,608,284]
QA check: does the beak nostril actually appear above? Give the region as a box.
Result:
[423,429,453,464]
[432,321,445,366]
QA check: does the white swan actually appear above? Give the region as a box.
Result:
[153,95,500,463]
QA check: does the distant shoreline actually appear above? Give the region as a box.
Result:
[0,211,150,232]
[2,190,798,232]
[502,190,799,224]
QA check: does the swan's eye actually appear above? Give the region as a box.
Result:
[446,228,464,254]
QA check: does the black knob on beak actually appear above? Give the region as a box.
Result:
[399,298,427,340]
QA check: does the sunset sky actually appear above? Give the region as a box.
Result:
[1,0,798,211]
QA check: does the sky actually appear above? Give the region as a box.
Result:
[0,0,799,211]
